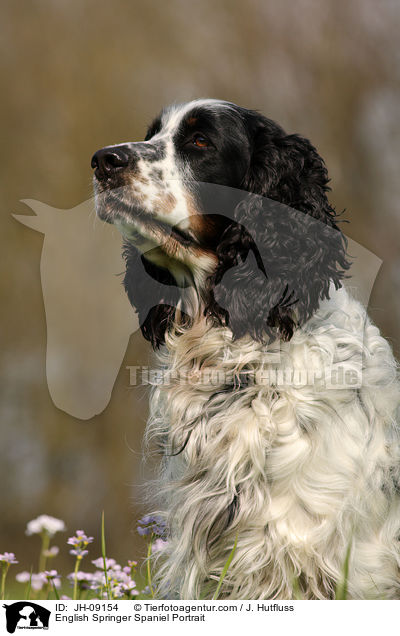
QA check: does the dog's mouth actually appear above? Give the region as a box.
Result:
[94,186,200,253]
[93,179,219,281]
[149,217,194,247]
[129,213,196,250]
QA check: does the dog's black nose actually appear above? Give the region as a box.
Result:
[91,146,130,178]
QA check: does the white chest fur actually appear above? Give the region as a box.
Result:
[146,287,400,599]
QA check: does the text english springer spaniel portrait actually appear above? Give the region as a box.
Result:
[91,99,400,599]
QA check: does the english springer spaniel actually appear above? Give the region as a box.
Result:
[92,99,400,599]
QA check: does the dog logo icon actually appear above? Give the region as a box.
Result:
[2,602,50,633]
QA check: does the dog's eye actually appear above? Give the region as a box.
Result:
[193,134,209,148]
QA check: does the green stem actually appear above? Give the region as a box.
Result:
[39,531,50,573]
[24,569,33,601]
[212,534,238,600]
[147,537,154,598]
[1,564,9,600]
[73,557,81,601]
[51,579,60,601]
[101,511,111,600]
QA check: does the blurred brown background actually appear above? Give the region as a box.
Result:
[1,0,400,578]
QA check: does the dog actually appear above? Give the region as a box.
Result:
[92,99,400,599]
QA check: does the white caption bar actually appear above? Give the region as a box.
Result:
[1,599,398,635]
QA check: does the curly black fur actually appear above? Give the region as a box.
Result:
[205,198,350,343]
[123,243,190,348]
[122,104,350,347]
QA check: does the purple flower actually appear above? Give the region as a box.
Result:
[137,526,151,536]
[152,539,168,554]
[67,531,94,547]
[68,571,92,581]
[31,573,48,591]
[91,557,117,570]
[43,546,59,558]
[69,548,89,558]
[16,572,47,592]
[17,570,60,590]
[68,529,93,559]
[138,515,154,525]
[0,552,18,565]
[121,579,138,596]
[111,584,124,598]
[44,569,58,578]
[67,571,95,591]
[76,530,88,538]
[44,570,61,588]
[137,515,167,538]
[16,571,31,584]
[89,571,106,591]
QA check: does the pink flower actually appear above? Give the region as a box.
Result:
[0,552,18,564]
[152,539,168,553]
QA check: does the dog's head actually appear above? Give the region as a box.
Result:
[92,99,350,347]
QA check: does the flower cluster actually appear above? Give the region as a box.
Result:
[26,515,66,537]
[15,569,62,591]
[44,570,61,586]
[1,553,19,600]
[16,571,45,591]
[67,530,94,559]
[105,562,139,599]
[61,557,140,599]
[137,515,167,539]
[43,546,59,558]
[0,553,18,565]
[5,514,169,601]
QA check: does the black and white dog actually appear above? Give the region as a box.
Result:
[92,99,400,599]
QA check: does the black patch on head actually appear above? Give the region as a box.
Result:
[201,108,351,342]
[121,101,350,348]
[173,103,252,190]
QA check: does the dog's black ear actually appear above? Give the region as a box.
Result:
[123,242,186,348]
[205,217,299,341]
[244,116,340,224]
[205,120,351,342]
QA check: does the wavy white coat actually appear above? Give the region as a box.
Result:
[146,286,400,599]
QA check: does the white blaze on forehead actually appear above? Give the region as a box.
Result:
[160,98,233,133]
